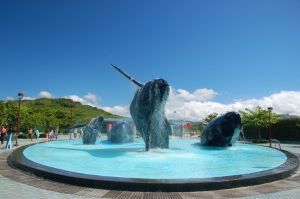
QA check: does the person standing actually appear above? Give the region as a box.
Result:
[1,126,7,144]
[49,129,54,141]
[28,127,33,141]
[79,128,83,139]
[74,128,77,138]
[34,127,40,140]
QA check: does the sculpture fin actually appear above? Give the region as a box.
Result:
[111,64,143,87]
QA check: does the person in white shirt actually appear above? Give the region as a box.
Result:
[79,128,83,139]
[49,129,54,141]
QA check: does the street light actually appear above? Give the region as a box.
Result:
[15,93,24,146]
[267,107,273,147]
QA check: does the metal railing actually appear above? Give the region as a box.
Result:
[270,139,281,150]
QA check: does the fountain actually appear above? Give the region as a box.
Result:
[8,65,299,192]
[107,121,134,143]
[200,112,242,147]
[82,116,104,144]
[10,137,299,191]
[239,126,246,141]
[112,64,172,151]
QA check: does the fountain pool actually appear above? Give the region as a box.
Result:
[11,138,299,192]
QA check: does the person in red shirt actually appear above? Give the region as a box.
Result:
[1,126,7,144]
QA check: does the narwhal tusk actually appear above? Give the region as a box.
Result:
[111,64,143,87]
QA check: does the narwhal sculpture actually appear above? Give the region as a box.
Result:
[200,112,242,147]
[82,116,104,144]
[112,64,172,151]
[108,121,134,143]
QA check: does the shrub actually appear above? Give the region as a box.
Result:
[17,133,46,139]
[18,134,30,139]
[243,118,300,141]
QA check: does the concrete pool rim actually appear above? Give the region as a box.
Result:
[10,142,299,192]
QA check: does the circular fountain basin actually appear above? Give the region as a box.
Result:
[10,138,299,192]
[23,139,287,178]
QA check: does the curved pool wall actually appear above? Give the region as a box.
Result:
[22,139,288,179]
[10,139,299,192]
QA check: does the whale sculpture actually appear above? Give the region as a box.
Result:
[200,112,242,147]
[112,64,172,151]
[108,121,135,143]
[82,116,104,144]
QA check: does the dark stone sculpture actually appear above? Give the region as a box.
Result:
[200,112,242,147]
[112,64,172,151]
[83,116,104,144]
[108,121,135,143]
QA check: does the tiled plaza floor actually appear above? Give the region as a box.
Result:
[0,135,299,199]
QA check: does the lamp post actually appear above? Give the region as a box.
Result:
[267,107,273,147]
[15,93,24,146]
[70,109,73,139]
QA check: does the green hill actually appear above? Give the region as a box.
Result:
[6,98,124,132]
[22,98,122,119]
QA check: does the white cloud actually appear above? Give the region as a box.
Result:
[177,88,218,101]
[63,89,300,123]
[64,94,130,117]
[165,90,300,122]
[102,105,131,117]
[23,97,36,100]
[6,96,14,100]
[84,92,101,104]
[63,95,96,107]
[38,91,53,98]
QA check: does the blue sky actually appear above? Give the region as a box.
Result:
[1,0,299,121]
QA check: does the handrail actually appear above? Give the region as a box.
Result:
[270,139,281,150]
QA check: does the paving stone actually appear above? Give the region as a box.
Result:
[128,192,144,199]
[77,188,109,198]
[179,191,225,199]
[101,190,123,198]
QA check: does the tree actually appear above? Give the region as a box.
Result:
[20,106,34,132]
[203,112,219,123]
[296,117,300,128]
[0,100,18,131]
[239,106,282,140]
[0,100,6,125]
[190,125,200,136]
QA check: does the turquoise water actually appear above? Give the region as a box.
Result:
[23,138,287,179]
